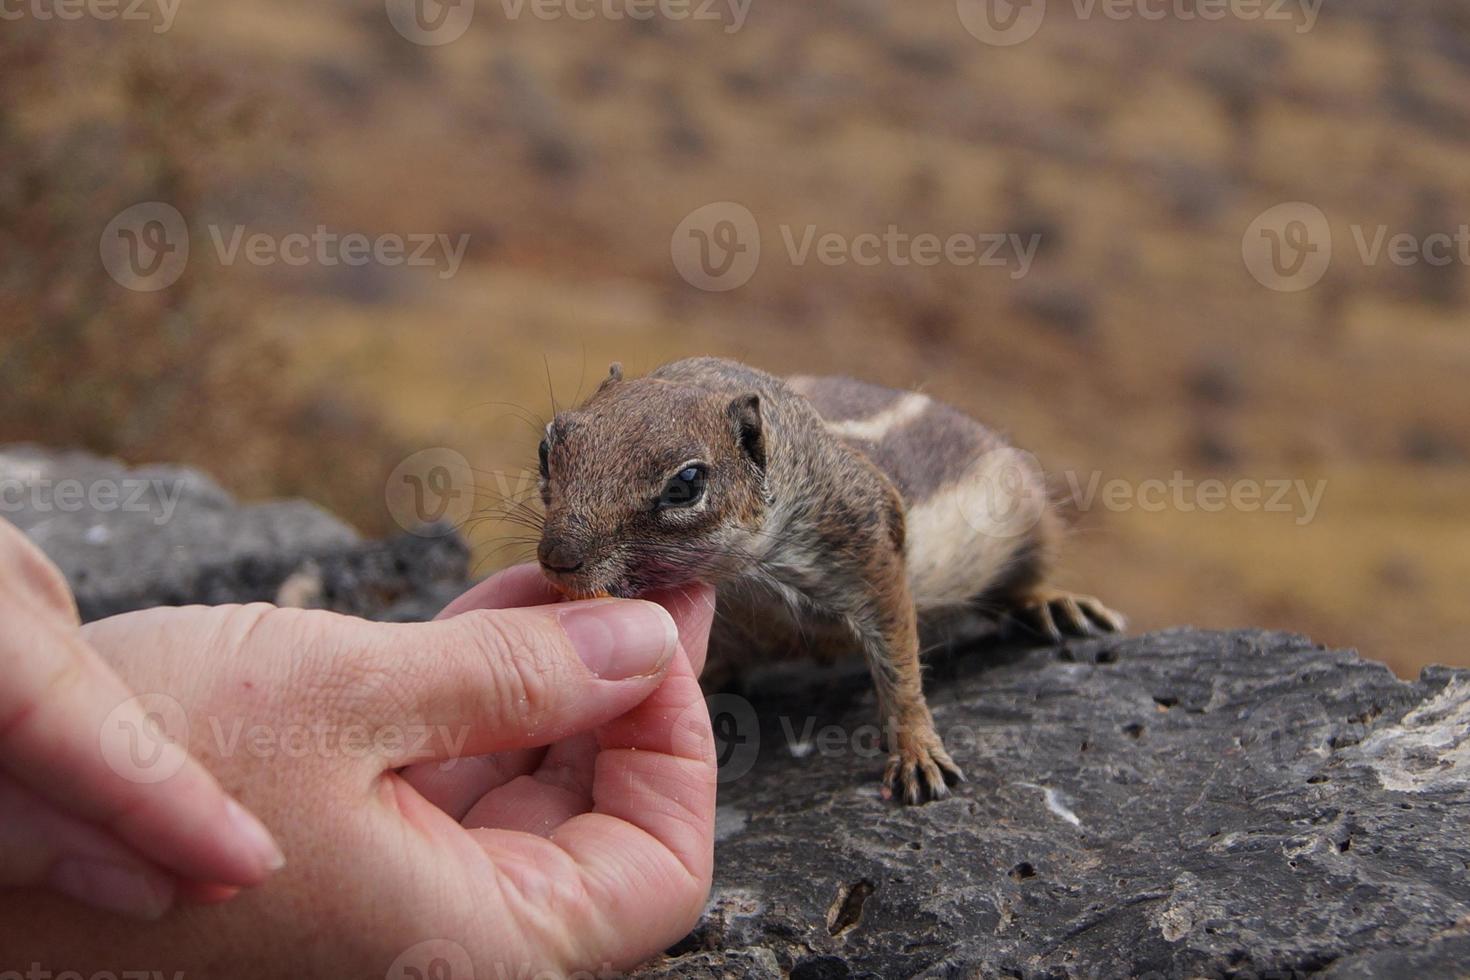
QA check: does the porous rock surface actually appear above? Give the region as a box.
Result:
[635,631,1470,979]
[6,446,1467,978]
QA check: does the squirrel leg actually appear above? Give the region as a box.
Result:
[850,552,964,805]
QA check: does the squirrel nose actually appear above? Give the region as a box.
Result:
[538,537,585,574]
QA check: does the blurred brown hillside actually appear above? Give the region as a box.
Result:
[3,0,1469,676]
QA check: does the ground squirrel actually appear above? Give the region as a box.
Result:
[535,357,1124,804]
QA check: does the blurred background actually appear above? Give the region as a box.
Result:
[3,0,1468,677]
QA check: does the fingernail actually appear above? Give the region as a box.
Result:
[226,798,286,874]
[49,858,174,921]
[558,600,679,680]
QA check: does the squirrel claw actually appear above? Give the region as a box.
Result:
[1015,590,1126,643]
[883,736,964,806]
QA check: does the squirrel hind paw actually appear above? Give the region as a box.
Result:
[1014,590,1126,642]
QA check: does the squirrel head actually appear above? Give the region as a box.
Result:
[535,367,767,598]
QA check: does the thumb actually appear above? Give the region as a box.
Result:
[358,599,680,768]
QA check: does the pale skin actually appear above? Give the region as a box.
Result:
[0,519,718,977]
[0,517,286,916]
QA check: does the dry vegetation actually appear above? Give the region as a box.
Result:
[0,22,406,516]
[4,1,1469,675]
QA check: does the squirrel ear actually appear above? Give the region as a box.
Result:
[727,393,765,470]
[596,362,623,394]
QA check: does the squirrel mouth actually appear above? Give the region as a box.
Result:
[547,574,657,602]
[541,557,699,601]
[550,582,614,601]
[542,566,633,600]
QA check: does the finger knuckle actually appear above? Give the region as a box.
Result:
[457,611,568,731]
[282,609,398,725]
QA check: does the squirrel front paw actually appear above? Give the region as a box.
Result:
[882,722,964,805]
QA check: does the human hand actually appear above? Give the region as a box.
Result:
[0,518,285,920]
[399,564,714,830]
[0,564,717,978]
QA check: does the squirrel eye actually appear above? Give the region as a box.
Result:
[538,438,550,479]
[657,465,706,509]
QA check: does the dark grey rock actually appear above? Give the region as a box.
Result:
[1323,931,1470,980]
[0,445,469,621]
[635,630,1470,980]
